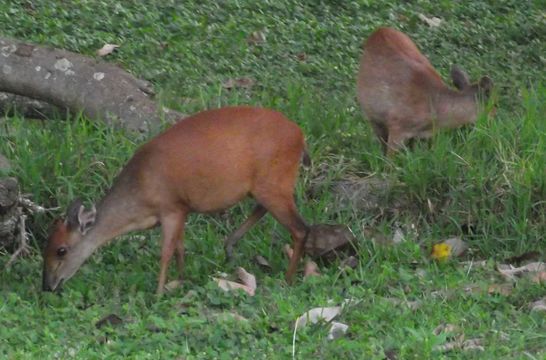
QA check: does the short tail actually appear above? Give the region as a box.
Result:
[301,147,312,168]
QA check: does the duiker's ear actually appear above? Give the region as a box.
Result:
[65,198,96,235]
[478,76,493,99]
[451,65,470,90]
[77,205,97,235]
[66,198,84,230]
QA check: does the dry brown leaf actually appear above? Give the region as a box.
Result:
[418,14,443,28]
[164,280,183,292]
[214,278,255,296]
[247,30,266,45]
[433,337,484,353]
[236,267,257,292]
[497,262,546,281]
[529,298,546,312]
[304,260,320,279]
[253,255,271,271]
[463,283,513,296]
[487,283,513,296]
[433,323,459,336]
[295,306,341,329]
[305,224,355,259]
[222,77,255,90]
[460,259,488,270]
[296,52,307,62]
[327,322,349,340]
[95,314,123,329]
[461,338,485,351]
[392,228,405,244]
[96,43,120,56]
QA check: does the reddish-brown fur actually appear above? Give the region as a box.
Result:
[43,106,309,294]
[357,27,493,154]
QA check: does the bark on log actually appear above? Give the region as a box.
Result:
[0,177,19,248]
[0,91,63,120]
[0,37,184,132]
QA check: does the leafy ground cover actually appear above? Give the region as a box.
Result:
[0,1,544,358]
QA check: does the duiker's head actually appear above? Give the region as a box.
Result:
[42,199,96,292]
[451,65,494,102]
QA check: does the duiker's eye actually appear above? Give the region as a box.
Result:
[57,247,67,257]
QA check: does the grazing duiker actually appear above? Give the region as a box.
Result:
[357,27,493,154]
[43,106,310,294]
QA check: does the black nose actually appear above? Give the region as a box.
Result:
[42,273,53,292]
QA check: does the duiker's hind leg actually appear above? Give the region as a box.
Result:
[255,193,308,283]
[224,204,268,260]
[175,236,185,280]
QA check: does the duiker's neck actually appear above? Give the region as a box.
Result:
[434,90,478,129]
[83,181,150,251]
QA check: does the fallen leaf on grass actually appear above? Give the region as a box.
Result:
[213,267,256,296]
[253,255,271,271]
[236,267,257,291]
[295,52,307,62]
[392,228,405,244]
[95,314,123,329]
[247,30,266,45]
[295,306,341,329]
[304,260,320,279]
[529,298,546,312]
[433,337,484,353]
[487,283,514,296]
[433,323,459,336]
[96,43,120,56]
[418,14,443,28]
[460,338,485,351]
[305,224,356,260]
[327,321,349,340]
[214,278,255,296]
[222,77,255,90]
[432,237,468,261]
[164,280,183,292]
[497,262,546,282]
[462,282,513,296]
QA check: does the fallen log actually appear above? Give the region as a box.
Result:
[0,37,185,132]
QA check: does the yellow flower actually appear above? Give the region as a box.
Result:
[431,243,452,261]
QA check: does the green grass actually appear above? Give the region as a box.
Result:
[1,1,545,358]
